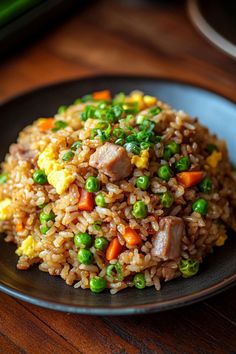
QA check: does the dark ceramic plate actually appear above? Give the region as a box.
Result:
[188,0,236,58]
[0,76,236,315]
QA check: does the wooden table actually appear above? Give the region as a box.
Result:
[0,1,235,353]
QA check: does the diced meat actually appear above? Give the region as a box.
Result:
[89,142,132,181]
[151,216,184,260]
[10,143,36,162]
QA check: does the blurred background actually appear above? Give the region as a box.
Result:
[0,0,235,101]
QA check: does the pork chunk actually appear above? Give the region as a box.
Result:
[151,216,184,260]
[89,142,132,181]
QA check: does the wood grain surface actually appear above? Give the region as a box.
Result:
[0,0,235,353]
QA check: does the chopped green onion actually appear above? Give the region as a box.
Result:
[113,128,126,139]
[106,262,124,281]
[115,138,125,145]
[0,172,8,184]
[149,106,162,115]
[133,273,146,289]
[71,141,82,151]
[57,105,67,114]
[81,94,93,103]
[124,142,141,155]
[163,141,180,160]
[52,120,68,132]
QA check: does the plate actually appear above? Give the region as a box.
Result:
[0,76,236,315]
[188,0,236,58]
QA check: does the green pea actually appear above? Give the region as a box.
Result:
[94,237,108,251]
[192,198,208,215]
[132,201,148,219]
[39,211,55,224]
[95,193,107,207]
[198,177,213,194]
[77,248,93,265]
[157,165,173,181]
[175,156,190,172]
[71,141,82,151]
[163,141,180,160]
[179,259,199,278]
[106,262,123,281]
[33,170,47,185]
[52,120,68,132]
[136,176,150,190]
[62,151,74,161]
[160,191,174,208]
[89,276,107,293]
[38,203,47,209]
[57,105,67,114]
[40,224,50,235]
[74,232,93,248]
[0,173,7,184]
[85,176,100,193]
[133,273,146,289]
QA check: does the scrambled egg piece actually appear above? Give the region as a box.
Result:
[206,151,222,168]
[215,231,227,247]
[131,149,149,169]
[47,169,75,195]
[0,198,13,221]
[143,95,157,107]
[38,145,75,194]
[16,236,38,258]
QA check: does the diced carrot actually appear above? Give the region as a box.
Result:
[16,222,23,232]
[92,90,111,101]
[78,188,94,212]
[123,226,141,246]
[38,118,54,132]
[106,238,122,261]
[176,171,204,188]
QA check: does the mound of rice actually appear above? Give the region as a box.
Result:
[0,90,235,294]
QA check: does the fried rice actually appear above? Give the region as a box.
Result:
[0,89,235,294]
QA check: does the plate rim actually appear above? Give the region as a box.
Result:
[0,74,235,315]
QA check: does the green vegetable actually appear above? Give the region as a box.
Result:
[89,276,107,293]
[115,138,125,145]
[124,142,141,155]
[38,203,47,209]
[136,176,150,190]
[140,120,155,133]
[80,105,96,121]
[149,106,162,115]
[157,165,173,181]
[112,128,126,139]
[192,198,208,215]
[106,262,123,281]
[206,144,218,154]
[74,232,93,248]
[52,120,68,132]
[81,94,93,103]
[132,201,148,219]
[94,237,109,251]
[113,92,126,104]
[92,220,102,231]
[140,142,153,150]
[160,191,174,208]
[85,176,100,193]
[133,273,146,289]
[179,259,199,278]
[39,211,55,224]
[126,134,138,143]
[0,173,7,184]
[163,141,180,160]
[198,177,213,194]
[95,193,107,207]
[57,105,67,114]
[136,115,147,125]
[175,156,190,172]
[40,224,50,235]
[33,170,47,185]
[156,135,162,143]
[62,151,74,161]
[78,248,93,265]
[71,141,82,151]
